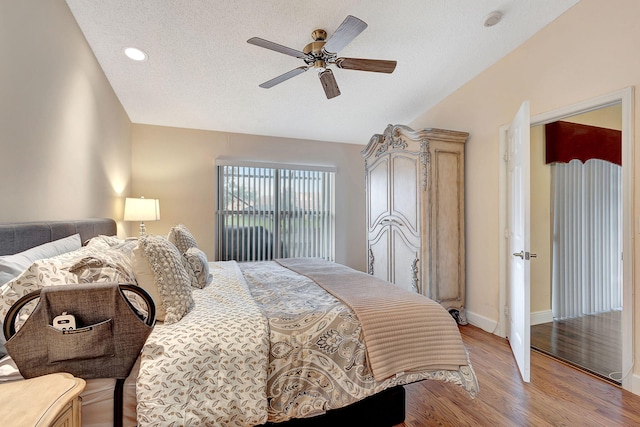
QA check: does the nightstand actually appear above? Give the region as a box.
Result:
[0,372,85,427]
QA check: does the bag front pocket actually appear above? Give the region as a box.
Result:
[47,319,115,363]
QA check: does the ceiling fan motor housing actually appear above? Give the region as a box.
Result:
[303,38,337,71]
[303,41,326,56]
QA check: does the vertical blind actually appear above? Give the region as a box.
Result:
[216,164,335,262]
[551,159,622,319]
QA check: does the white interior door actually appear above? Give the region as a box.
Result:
[507,100,531,382]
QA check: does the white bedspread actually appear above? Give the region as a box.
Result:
[136,261,270,427]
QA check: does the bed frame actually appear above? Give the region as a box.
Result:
[262,385,405,426]
[0,218,406,426]
[0,218,117,256]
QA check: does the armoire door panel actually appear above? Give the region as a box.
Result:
[367,158,390,230]
[367,228,390,281]
[391,155,420,234]
[391,227,420,292]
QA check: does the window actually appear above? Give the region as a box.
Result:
[216,163,335,262]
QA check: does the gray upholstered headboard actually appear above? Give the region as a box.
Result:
[0,219,117,256]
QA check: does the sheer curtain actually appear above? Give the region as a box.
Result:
[551,159,622,320]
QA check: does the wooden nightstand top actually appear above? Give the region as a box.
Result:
[0,372,85,427]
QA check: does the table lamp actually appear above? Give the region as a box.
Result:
[124,196,160,236]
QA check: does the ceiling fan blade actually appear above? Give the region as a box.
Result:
[259,66,309,89]
[336,57,397,73]
[247,37,308,59]
[318,69,341,99]
[323,15,368,54]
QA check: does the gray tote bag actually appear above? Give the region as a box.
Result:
[4,283,155,380]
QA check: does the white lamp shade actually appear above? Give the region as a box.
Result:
[124,197,160,221]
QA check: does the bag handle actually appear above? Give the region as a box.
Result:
[3,284,156,341]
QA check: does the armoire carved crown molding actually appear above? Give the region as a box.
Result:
[362,124,468,190]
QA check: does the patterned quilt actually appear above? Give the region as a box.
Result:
[240,261,478,423]
[136,261,270,426]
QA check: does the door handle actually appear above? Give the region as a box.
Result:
[379,218,404,227]
[512,251,537,260]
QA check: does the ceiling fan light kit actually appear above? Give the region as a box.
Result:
[247,15,397,99]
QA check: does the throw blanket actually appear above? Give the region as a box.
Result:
[136,261,270,426]
[276,258,470,381]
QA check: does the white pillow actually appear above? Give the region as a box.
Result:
[133,235,193,324]
[0,234,81,286]
[182,247,212,289]
[132,244,167,322]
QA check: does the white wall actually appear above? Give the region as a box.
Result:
[409,0,640,381]
[131,124,366,271]
[0,0,132,231]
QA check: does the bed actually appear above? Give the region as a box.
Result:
[0,218,478,426]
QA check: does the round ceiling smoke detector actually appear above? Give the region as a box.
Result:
[484,11,503,27]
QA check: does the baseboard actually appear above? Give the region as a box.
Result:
[629,373,640,396]
[466,309,553,334]
[531,310,553,326]
[465,310,500,336]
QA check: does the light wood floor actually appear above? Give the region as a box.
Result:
[398,325,640,426]
[531,310,621,384]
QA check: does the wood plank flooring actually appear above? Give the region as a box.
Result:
[397,325,640,426]
[531,311,621,384]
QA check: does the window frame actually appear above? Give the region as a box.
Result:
[215,160,336,262]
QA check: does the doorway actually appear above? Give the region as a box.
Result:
[498,87,634,390]
[529,104,622,384]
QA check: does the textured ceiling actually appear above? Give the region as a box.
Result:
[65,0,580,144]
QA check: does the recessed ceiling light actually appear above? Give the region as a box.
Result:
[484,11,503,27]
[124,47,148,61]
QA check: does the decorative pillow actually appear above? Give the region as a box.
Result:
[134,235,193,324]
[182,247,212,289]
[167,224,198,254]
[0,234,81,286]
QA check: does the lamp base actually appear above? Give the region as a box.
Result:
[139,222,146,236]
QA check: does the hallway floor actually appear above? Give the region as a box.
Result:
[531,310,621,384]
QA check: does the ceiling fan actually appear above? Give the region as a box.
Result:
[247,15,397,99]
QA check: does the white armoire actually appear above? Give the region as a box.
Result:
[362,124,469,323]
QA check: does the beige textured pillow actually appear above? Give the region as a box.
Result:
[167,224,198,254]
[135,235,193,324]
[182,247,212,289]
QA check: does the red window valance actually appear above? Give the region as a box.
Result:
[545,121,621,166]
